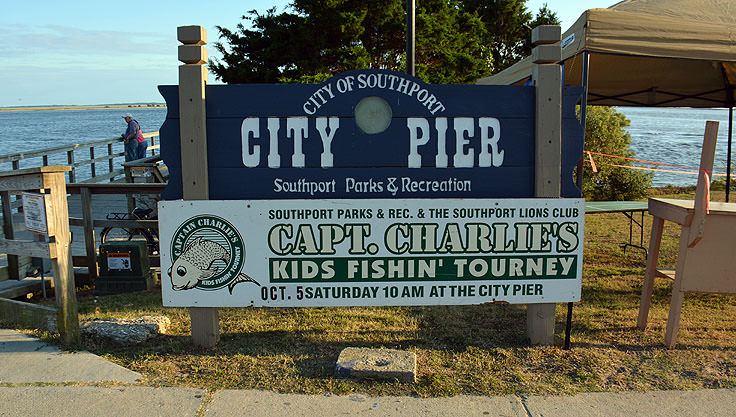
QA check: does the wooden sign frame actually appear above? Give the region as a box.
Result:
[164,25,579,347]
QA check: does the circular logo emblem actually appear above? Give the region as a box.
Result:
[170,215,245,291]
[354,96,392,134]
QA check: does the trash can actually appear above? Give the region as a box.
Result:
[96,241,153,295]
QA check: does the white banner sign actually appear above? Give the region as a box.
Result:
[21,192,48,234]
[159,198,584,307]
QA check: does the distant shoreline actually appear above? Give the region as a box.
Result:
[0,104,166,112]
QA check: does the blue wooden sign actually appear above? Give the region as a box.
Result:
[158,69,583,200]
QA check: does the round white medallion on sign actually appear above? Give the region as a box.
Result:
[354,96,392,134]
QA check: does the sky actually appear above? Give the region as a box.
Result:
[0,0,619,107]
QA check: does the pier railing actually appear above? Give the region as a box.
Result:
[0,132,160,184]
[1,133,166,283]
[66,183,166,281]
[0,166,80,344]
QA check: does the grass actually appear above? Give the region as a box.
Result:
[6,188,736,397]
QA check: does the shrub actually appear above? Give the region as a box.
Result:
[581,106,653,201]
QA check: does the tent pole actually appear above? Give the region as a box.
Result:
[576,51,590,189]
[727,105,733,202]
[720,65,733,202]
[567,50,590,351]
[406,0,415,76]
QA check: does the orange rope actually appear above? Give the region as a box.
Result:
[603,163,727,176]
[584,150,702,173]
[584,151,718,208]
[587,152,598,173]
[584,151,726,176]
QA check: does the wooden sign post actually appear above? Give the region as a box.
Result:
[529,26,562,345]
[177,26,219,347]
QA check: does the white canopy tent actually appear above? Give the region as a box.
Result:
[478,0,736,199]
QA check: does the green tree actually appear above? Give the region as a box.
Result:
[210,0,556,84]
[458,1,559,72]
[211,8,312,83]
[413,0,491,83]
[582,106,653,201]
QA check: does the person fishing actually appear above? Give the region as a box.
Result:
[121,114,148,161]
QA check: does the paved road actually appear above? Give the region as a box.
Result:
[1,328,735,416]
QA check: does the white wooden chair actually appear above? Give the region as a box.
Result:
[637,121,736,348]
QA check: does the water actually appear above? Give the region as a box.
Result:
[0,106,732,187]
[0,107,166,154]
[0,107,167,181]
[622,107,732,187]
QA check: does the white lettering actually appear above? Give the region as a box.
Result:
[478,117,504,167]
[241,117,260,167]
[407,118,430,168]
[435,117,448,168]
[287,117,308,168]
[315,117,339,167]
[267,117,280,168]
[322,83,335,99]
[453,117,474,168]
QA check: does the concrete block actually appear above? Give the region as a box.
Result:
[0,387,204,416]
[532,45,561,64]
[0,329,142,383]
[207,390,526,416]
[178,45,208,65]
[532,25,561,45]
[177,26,207,45]
[523,389,736,416]
[0,297,57,331]
[335,347,416,383]
[80,315,170,344]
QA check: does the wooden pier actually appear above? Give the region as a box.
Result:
[0,166,80,344]
[0,132,160,184]
[0,134,165,298]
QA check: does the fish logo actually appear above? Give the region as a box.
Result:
[168,215,259,293]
